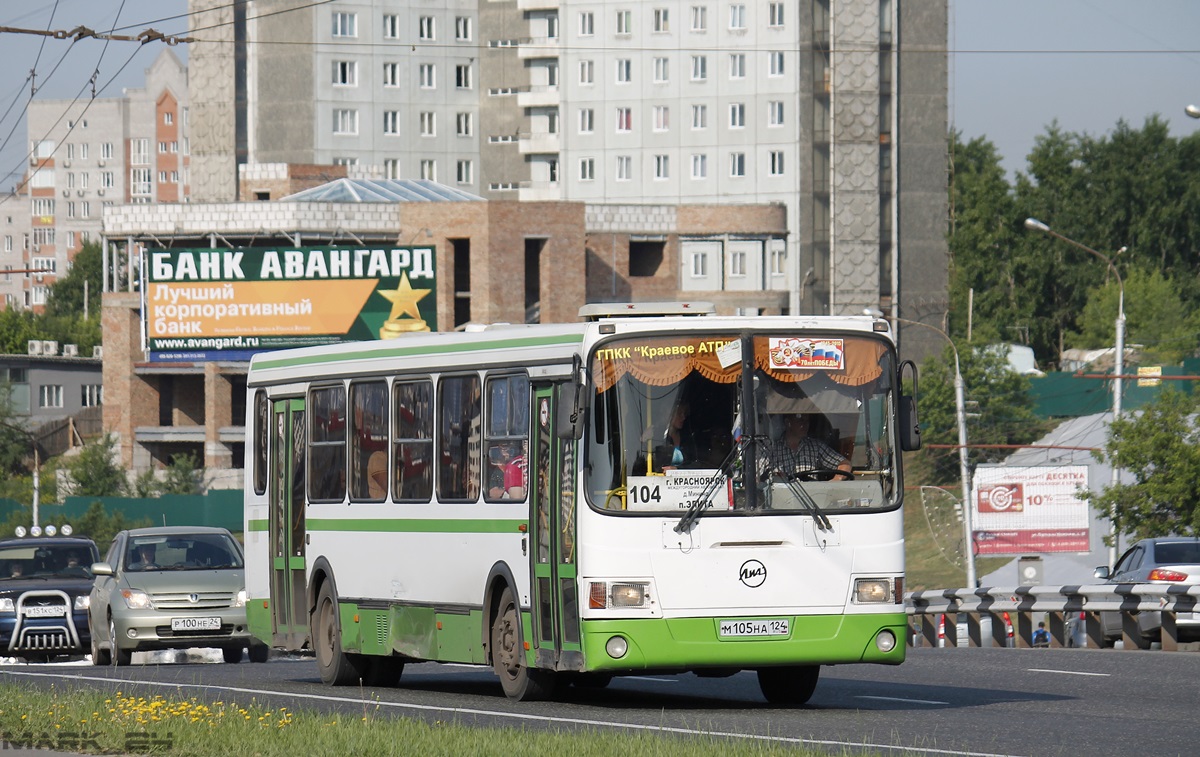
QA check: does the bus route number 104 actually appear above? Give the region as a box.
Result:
[628,483,662,506]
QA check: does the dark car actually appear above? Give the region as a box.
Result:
[1094,537,1200,648]
[0,530,101,661]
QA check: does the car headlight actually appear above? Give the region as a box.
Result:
[0,598,13,613]
[234,590,247,608]
[74,595,90,611]
[120,589,152,610]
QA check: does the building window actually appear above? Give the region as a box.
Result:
[456,112,473,136]
[616,10,632,35]
[455,16,472,41]
[80,143,88,159]
[333,60,357,86]
[653,57,669,83]
[729,53,745,79]
[384,111,400,135]
[654,154,669,179]
[730,250,747,277]
[653,105,669,131]
[691,5,707,31]
[653,8,669,32]
[32,198,54,216]
[456,160,473,184]
[729,103,745,128]
[82,383,103,407]
[579,60,594,85]
[65,201,75,218]
[158,141,168,153]
[332,11,357,37]
[158,171,168,183]
[579,11,594,36]
[3,236,10,253]
[100,172,113,188]
[769,2,785,27]
[383,62,399,87]
[770,247,787,275]
[81,201,90,217]
[101,142,113,160]
[455,64,472,89]
[39,385,63,409]
[383,14,399,39]
[419,16,435,40]
[691,55,707,81]
[616,107,632,133]
[579,157,594,181]
[729,4,746,30]
[420,160,436,181]
[691,104,707,129]
[769,150,785,176]
[420,112,435,136]
[384,158,399,179]
[616,59,631,84]
[691,250,707,277]
[333,157,358,167]
[420,64,435,89]
[333,109,359,135]
[691,153,707,179]
[768,100,785,126]
[769,51,784,76]
[579,108,594,134]
[729,152,745,177]
[130,168,152,196]
[170,171,178,183]
[164,112,174,125]
[130,138,149,165]
[616,155,632,181]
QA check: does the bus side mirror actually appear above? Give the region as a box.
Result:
[898,360,921,451]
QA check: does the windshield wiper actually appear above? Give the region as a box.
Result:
[779,474,833,531]
[674,435,756,534]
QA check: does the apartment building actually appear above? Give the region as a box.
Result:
[0,195,34,308]
[186,0,949,347]
[7,48,189,311]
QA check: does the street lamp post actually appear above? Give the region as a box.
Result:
[1023,217,1124,568]
[1186,104,1200,119]
[874,312,977,588]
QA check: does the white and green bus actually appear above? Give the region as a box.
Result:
[243,303,921,703]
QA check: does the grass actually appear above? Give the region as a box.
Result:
[0,683,890,756]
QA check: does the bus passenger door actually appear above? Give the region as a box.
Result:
[529,383,583,671]
[270,398,309,649]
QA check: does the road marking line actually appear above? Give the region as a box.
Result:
[0,668,1017,757]
[1027,668,1109,677]
[856,695,949,706]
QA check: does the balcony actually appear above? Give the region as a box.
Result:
[517,0,558,9]
[518,131,560,155]
[518,36,561,60]
[518,181,561,202]
[517,85,560,109]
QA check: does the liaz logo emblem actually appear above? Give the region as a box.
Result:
[739,559,767,588]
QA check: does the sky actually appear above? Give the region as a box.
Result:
[2,1,1200,190]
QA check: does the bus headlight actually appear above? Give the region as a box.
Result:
[876,630,897,652]
[605,636,628,659]
[853,578,893,604]
[589,581,651,608]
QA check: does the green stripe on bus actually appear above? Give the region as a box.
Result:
[254,332,584,370]
[307,518,526,534]
[247,519,268,532]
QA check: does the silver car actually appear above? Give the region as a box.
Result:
[1094,537,1200,648]
[89,526,269,665]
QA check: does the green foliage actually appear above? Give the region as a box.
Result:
[0,382,32,476]
[43,239,104,320]
[917,342,1048,485]
[64,434,127,497]
[66,500,153,549]
[1068,267,1200,365]
[158,452,203,495]
[1088,389,1200,539]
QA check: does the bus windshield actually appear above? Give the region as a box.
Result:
[585,332,899,515]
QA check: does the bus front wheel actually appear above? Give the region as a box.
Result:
[757,665,820,705]
[313,580,365,685]
[491,587,555,701]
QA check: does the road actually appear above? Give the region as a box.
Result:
[2,647,1198,756]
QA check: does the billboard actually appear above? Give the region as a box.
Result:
[971,465,1091,555]
[142,246,436,361]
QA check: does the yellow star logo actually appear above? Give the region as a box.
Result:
[377,273,431,320]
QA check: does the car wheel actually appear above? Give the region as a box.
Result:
[313,580,365,685]
[222,646,244,664]
[757,665,820,705]
[248,642,270,663]
[109,616,132,667]
[90,629,110,666]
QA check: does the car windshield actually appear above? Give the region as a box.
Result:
[585,332,899,515]
[0,544,95,579]
[124,533,244,571]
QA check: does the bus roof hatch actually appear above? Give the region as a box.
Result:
[578,301,715,321]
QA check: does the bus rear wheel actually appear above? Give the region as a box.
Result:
[757,665,820,705]
[313,580,365,685]
[491,587,555,701]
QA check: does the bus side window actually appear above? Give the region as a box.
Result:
[349,381,389,502]
[393,380,434,502]
[438,375,482,501]
[309,385,347,502]
[484,374,530,502]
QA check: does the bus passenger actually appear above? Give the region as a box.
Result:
[504,443,528,500]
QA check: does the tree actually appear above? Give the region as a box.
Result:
[0,382,32,476]
[63,434,127,497]
[1089,389,1200,539]
[158,452,203,495]
[1068,267,1200,365]
[917,342,1048,485]
[43,239,104,320]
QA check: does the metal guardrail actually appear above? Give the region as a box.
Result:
[907,584,1200,651]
